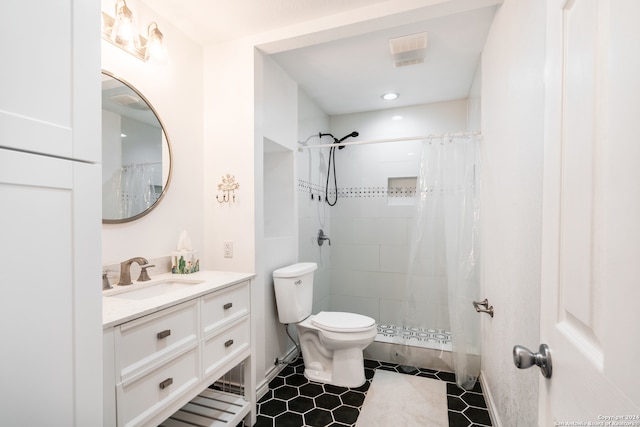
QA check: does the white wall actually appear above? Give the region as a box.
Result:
[101,0,204,269]
[330,100,469,141]
[468,65,481,132]
[202,42,300,387]
[202,38,256,273]
[261,55,299,380]
[480,0,546,425]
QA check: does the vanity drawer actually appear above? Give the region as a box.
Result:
[203,319,250,378]
[117,347,199,427]
[117,300,198,381]
[201,281,249,337]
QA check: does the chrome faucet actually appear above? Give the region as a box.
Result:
[117,257,151,286]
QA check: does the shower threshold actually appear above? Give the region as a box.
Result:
[375,324,452,352]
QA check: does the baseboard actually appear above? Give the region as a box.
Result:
[257,346,298,400]
[480,370,502,427]
[257,370,277,401]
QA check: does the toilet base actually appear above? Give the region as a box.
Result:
[302,347,367,388]
[295,314,376,388]
[303,368,332,385]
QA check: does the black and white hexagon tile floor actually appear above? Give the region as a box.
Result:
[232,357,492,427]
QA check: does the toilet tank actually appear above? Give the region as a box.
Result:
[272,262,317,324]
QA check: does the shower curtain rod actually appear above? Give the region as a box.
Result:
[298,131,481,151]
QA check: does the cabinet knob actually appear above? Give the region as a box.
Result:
[159,378,173,389]
[225,339,234,348]
[157,329,171,339]
[223,302,233,310]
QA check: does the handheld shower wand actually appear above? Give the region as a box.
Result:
[319,131,359,206]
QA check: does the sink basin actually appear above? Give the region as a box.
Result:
[105,278,204,300]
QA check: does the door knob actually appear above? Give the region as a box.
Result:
[513,344,552,378]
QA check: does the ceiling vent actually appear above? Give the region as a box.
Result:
[109,93,150,110]
[109,93,140,106]
[389,32,428,67]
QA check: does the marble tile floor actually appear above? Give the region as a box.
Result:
[236,357,492,427]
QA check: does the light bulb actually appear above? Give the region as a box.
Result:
[113,0,135,47]
[146,22,166,61]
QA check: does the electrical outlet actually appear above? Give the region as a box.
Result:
[224,240,233,258]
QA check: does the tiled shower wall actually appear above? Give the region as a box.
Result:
[322,139,422,325]
[298,98,468,327]
[298,138,449,327]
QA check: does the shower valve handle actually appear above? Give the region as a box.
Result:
[317,229,331,246]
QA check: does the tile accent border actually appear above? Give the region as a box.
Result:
[298,179,417,199]
[376,324,453,351]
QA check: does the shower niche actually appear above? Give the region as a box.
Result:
[387,176,417,206]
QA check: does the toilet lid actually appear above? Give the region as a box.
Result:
[311,311,376,332]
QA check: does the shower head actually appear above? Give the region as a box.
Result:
[318,131,359,148]
[338,131,359,142]
[337,131,359,149]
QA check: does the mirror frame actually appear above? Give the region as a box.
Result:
[102,70,173,224]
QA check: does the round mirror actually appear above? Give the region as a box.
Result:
[101,71,172,223]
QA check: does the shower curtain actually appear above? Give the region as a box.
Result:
[116,163,155,218]
[397,133,481,390]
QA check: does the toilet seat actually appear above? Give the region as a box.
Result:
[311,311,376,333]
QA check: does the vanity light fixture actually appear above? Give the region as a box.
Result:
[101,0,166,62]
[145,22,165,60]
[112,0,135,46]
[382,92,399,101]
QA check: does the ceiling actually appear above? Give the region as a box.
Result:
[148,0,500,116]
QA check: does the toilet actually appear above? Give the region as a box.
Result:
[273,262,377,388]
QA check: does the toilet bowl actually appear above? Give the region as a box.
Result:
[297,311,376,387]
[272,263,377,388]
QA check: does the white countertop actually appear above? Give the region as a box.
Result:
[102,270,255,329]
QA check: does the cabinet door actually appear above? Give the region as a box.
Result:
[0,149,101,426]
[0,0,100,423]
[0,0,100,162]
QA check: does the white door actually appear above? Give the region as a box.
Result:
[539,0,640,423]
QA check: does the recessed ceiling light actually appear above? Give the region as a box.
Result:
[392,115,403,121]
[382,92,399,100]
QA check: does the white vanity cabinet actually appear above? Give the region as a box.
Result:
[103,279,255,427]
